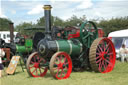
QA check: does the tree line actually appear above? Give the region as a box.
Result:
[0,15,128,37]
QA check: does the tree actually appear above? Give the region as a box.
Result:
[97,16,128,36]
[0,18,12,31]
[15,22,34,36]
[37,15,64,27]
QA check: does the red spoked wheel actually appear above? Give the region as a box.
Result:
[26,52,48,77]
[89,38,116,73]
[49,52,72,80]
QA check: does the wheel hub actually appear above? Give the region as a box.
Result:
[34,63,39,68]
[100,52,108,60]
[58,63,64,69]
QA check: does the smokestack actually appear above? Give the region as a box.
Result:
[9,22,14,43]
[43,5,52,38]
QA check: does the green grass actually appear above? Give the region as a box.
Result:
[1,61,128,85]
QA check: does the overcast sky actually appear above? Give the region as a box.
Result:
[0,0,128,26]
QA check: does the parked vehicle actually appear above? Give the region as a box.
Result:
[0,31,18,43]
[108,29,128,58]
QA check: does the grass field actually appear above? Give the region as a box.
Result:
[1,61,128,85]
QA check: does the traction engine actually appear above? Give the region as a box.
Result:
[26,5,116,79]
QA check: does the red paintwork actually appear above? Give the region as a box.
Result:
[28,53,48,77]
[98,29,104,37]
[67,28,104,40]
[68,31,80,40]
[91,28,104,37]
[96,38,116,73]
[53,52,72,80]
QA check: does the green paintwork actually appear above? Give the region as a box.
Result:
[56,40,82,56]
[16,39,33,53]
[80,21,98,48]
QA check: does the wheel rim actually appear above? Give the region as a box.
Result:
[80,21,98,48]
[89,38,116,73]
[26,52,48,77]
[50,52,72,79]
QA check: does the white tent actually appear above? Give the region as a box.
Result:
[108,29,128,37]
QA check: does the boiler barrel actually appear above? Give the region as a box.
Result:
[55,40,83,56]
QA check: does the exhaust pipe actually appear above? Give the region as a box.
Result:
[9,22,14,43]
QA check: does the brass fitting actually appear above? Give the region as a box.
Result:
[43,5,52,10]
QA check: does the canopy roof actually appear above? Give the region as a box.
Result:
[108,29,128,37]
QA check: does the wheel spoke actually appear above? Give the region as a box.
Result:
[65,62,69,65]
[56,68,60,77]
[96,56,101,60]
[83,34,89,40]
[96,58,102,63]
[65,66,68,70]
[62,68,66,75]
[107,52,113,56]
[32,68,36,74]
[104,59,113,67]
[96,53,101,56]
[56,57,61,63]
[34,56,36,62]
[36,55,40,62]
[54,62,58,65]
[106,48,109,53]
[38,58,44,63]
[98,61,102,72]
[102,60,106,71]
[106,56,110,60]
[104,42,110,52]
[104,60,107,70]
[60,69,63,78]
[98,45,103,52]
[60,55,63,61]
[36,69,38,75]
[63,57,66,63]
[39,68,42,73]
[97,45,102,53]
[102,43,106,52]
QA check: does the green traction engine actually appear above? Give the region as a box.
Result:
[0,32,33,65]
[26,5,116,79]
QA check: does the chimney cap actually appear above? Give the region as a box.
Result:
[43,5,52,10]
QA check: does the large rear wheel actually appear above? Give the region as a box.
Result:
[89,38,116,73]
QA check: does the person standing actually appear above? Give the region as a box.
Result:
[119,44,128,62]
[0,48,5,78]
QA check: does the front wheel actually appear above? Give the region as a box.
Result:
[26,52,48,77]
[49,52,72,79]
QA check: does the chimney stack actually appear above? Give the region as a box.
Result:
[9,22,14,43]
[43,5,52,39]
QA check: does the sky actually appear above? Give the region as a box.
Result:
[0,0,128,26]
